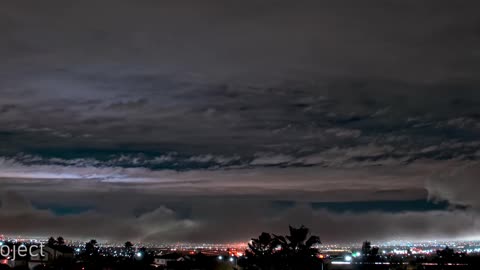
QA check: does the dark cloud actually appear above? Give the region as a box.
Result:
[1,0,480,243]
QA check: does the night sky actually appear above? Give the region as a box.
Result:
[1,0,480,244]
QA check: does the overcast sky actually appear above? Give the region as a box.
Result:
[1,0,480,244]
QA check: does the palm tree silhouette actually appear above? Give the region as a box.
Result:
[274,225,321,256]
[248,232,275,257]
[245,226,322,270]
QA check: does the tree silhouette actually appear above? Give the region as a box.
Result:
[245,232,277,270]
[437,246,455,258]
[85,239,98,256]
[47,237,57,247]
[274,226,321,270]
[47,237,59,262]
[274,225,321,257]
[57,236,65,246]
[124,241,134,258]
[361,240,381,264]
[249,232,275,257]
[436,246,458,266]
[244,226,322,270]
[124,241,133,250]
[362,241,372,255]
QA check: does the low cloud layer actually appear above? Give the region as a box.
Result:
[1,191,478,244]
[1,158,479,243]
